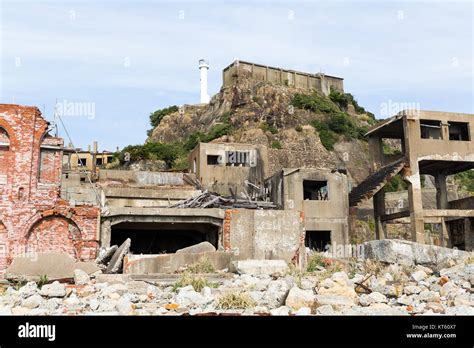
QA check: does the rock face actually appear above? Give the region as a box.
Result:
[233,260,289,276]
[362,239,470,267]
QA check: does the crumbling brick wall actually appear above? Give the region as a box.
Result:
[0,104,99,273]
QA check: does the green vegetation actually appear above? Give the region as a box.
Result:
[271,140,282,149]
[217,292,256,309]
[306,254,325,273]
[147,105,179,136]
[454,169,474,193]
[120,117,233,170]
[291,90,371,150]
[383,174,408,193]
[172,273,217,292]
[329,89,376,122]
[186,258,216,274]
[260,121,278,134]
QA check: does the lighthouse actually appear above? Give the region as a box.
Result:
[199,59,210,104]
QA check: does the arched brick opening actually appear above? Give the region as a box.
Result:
[0,222,9,272]
[26,215,82,260]
[0,127,12,191]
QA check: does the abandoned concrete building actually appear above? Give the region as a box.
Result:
[265,168,349,250]
[350,110,474,250]
[0,104,99,273]
[1,102,473,275]
[222,60,344,96]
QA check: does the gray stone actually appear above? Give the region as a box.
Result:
[18,282,38,298]
[270,305,290,316]
[404,285,422,295]
[74,269,90,286]
[116,298,133,315]
[21,294,43,309]
[96,245,118,265]
[176,286,207,308]
[359,292,387,306]
[6,252,100,281]
[445,305,474,315]
[293,306,311,315]
[362,239,470,267]
[176,242,216,254]
[285,286,315,311]
[233,260,288,276]
[106,238,131,274]
[39,281,66,298]
[425,302,445,314]
[411,270,427,282]
[315,294,355,309]
[316,304,334,315]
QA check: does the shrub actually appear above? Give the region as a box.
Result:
[271,140,282,149]
[172,273,211,292]
[384,174,408,193]
[306,254,325,273]
[217,292,256,309]
[187,258,216,274]
[148,105,179,135]
[260,121,278,134]
[311,120,338,150]
[295,125,303,132]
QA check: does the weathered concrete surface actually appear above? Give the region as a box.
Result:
[106,238,131,274]
[232,259,288,275]
[362,239,470,267]
[229,209,304,262]
[176,242,216,254]
[123,252,232,274]
[5,253,101,281]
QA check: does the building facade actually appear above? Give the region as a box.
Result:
[0,104,99,273]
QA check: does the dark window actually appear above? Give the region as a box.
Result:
[420,120,442,139]
[107,156,114,163]
[303,180,328,200]
[207,155,219,165]
[448,122,470,141]
[305,230,331,251]
[78,158,87,166]
[96,157,103,166]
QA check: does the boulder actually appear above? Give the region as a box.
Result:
[5,253,101,281]
[285,287,315,311]
[39,281,66,298]
[176,242,216,254]
[21,294,43,309]
[233,260,288,276]
[362,239,470,267]
[74,269,90,286]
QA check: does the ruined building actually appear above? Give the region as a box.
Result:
[350,110,474,250]
[223,60,344,96]
[0,105,99,273]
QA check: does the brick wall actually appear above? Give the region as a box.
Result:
[0,104,99,273]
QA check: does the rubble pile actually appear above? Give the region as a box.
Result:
[169,190,276,209]
[1,255,473,316]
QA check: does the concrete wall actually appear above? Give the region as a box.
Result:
[222,60,344,95]
[99,170,187,186]
[227,209,304,263]
[189,142,268,196]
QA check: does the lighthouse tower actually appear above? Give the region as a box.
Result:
[199,59,210,104]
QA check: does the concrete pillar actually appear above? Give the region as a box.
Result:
[464,218,472,250]
[440,218,450,247]
[100,219,111,248]
[373,190,386,239]
[368,136,384,172]
[435,173,448,209]
[405,167,425,243]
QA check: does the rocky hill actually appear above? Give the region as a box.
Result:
[147,73,377,184]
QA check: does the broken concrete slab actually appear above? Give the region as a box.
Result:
[232,259,289,276]
[96,245,118,265]
[106,238,131,274]
[5,253,102,282]
[123,251,231,274]
[176,241,216,254]
[362,239,470,267]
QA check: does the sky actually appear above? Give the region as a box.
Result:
[0,0,473,150]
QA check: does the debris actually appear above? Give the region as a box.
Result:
[285,287,315,311]
[5,253,102,282]
[169,190,276,209]
[74,269,90,286]
[176,242,216,254]
[232,260,289,276]
[96,245,118,266]
[106,238,131,274]
[39,281,66,298]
